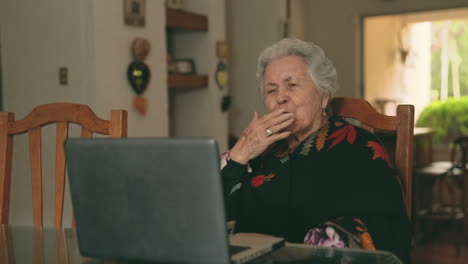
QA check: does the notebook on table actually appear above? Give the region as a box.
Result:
[64,138,284,264]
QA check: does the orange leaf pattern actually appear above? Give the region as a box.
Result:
[353,218,376,250]
[250,173,275,188]
[327,124,357,150]
[315,121,329,151]
[360,232,376,250]
[367,141,392,167]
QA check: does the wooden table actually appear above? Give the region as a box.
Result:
[0,225,402,264]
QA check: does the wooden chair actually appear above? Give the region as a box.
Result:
[330,97,415,219]
[0,103,127,227]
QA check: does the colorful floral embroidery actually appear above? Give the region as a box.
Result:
[367,141,392,167]
[229,183,242,195]
[327,124,357,150]
[262,142,289,164]
[279,156,289,164]
[263,142,289,158]
[353,218,376,250]
[251,175,264,187]
[316,121,329,151]
[250,173,275,187]
[275,149,289,158]
[299,134,317,156]
[304,226,345,248]
[299,120,330,155]
[304,217,376,250]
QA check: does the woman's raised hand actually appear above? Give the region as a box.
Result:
[229,109,294,164]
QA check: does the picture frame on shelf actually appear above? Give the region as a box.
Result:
[171,59,196,75]
[165,0,183,10]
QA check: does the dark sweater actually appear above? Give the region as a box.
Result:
[221,116,411,263]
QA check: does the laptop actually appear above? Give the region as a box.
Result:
[64,138,284,264]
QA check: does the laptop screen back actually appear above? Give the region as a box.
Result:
[65,138,230,264]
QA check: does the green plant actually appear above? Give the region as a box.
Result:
[416,97,468,144]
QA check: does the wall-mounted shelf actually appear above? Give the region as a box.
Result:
[166,9,208,32]
[168,74,208,89]
[166,9,208,91]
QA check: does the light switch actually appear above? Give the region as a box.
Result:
[59,67,68,85]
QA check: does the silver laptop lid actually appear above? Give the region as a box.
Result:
[65,138,230,264]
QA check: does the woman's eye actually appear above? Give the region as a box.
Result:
[289,83,297,87]
[266,89,276,94]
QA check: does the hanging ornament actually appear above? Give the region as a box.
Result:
[128,37,151,115]
[133,95,148,115]
[215,60,228,90]
[127,61,150,95]
[221,95,232,112]
[215,41,230,112]
[127,61,151,115]
[132,37,151,61]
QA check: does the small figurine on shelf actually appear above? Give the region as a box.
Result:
[127,37,151,115]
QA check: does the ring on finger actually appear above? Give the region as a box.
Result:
[266,128,273,136]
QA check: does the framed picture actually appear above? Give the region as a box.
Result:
[124,0,146,27]
[216,41,229,59]
[165,0,183,10]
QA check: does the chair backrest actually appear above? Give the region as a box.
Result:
[330,97,415,219]
[0,103,128,227]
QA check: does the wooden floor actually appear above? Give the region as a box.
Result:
[412,232,468,264]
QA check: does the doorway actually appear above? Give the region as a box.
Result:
[363,8,468,120]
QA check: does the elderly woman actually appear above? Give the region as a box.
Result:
[221,38,411,262]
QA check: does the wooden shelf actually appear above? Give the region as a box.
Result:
[166,9,208,89]
[166,9,208,32]
[168,74,208,89]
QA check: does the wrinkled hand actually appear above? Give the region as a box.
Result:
[230,109,294,164]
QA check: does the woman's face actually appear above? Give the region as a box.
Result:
[263,55,329,136]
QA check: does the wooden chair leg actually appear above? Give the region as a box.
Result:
[33,227,44,264]
[0,225,15,264]
[56,229,69,264]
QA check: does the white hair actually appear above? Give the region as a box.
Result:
[256,38,339,98]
